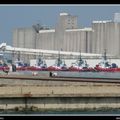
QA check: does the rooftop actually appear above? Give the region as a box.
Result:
[92,20,112,23]
[60,13,69,16]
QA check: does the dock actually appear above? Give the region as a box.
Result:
[0,73,120,111]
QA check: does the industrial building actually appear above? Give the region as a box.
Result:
[13,13,92,52]
[12,12,120,62]
[92,20,120,56]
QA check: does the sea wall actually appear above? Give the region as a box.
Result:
[0,84,119,111]
[0,97,120,111]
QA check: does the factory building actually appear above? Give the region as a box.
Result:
[35,28,92,52]
[12,12,120,62]
[92,13,120,56]
[13,12,92,53]
[13,28,36,49]
[13,13,93,62]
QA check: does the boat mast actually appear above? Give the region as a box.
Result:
[57,50,61,66]
[38,52,43,64]
[17,51,20,61]
[79,50,82,61]
[103,49,107,60]
[58,50,60,60]
[78,50,83,66]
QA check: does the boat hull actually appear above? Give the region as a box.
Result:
[0,66,9,71]
[13,66,120,72]
[47,66,68,71]
[16,66,47,71]
[94,67,120,72]
[68,67,95,72]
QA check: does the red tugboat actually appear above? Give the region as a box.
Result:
[14,60,27,71]
[0,61,9,72]
[27,57,47,71]
[94,50,119,72]
[47,51,68,71]
[0,59,9,73]
[68,52,94,72]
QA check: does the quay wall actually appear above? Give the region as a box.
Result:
[0,85,120,110]
[1,97,120,110]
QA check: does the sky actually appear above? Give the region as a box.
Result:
[1,5,120,45]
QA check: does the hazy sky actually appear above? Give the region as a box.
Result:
[1,5,120,45]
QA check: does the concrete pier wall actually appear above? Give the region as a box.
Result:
[0,97,120,110]
[0,84,119,110]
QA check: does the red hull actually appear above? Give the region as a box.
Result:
[0,66,9,71]
[16,67,26,71]
[15,66,120,72]
[69,67,95,72]
[26,66,47,71]
[16,66,47,71]
[47,66,68,71]
[94,67,120,72]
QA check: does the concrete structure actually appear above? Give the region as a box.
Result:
[114,13,120,22]
[92,20,120,56]
[12,12,120,62]
[13,27,36,49]
[12,27,37,61]
[1,97,120,111]
[0,81,120,111]
[12,13,93,62]
[13,28,93,62]
[65,28,92,53]
[59,12,78,29]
